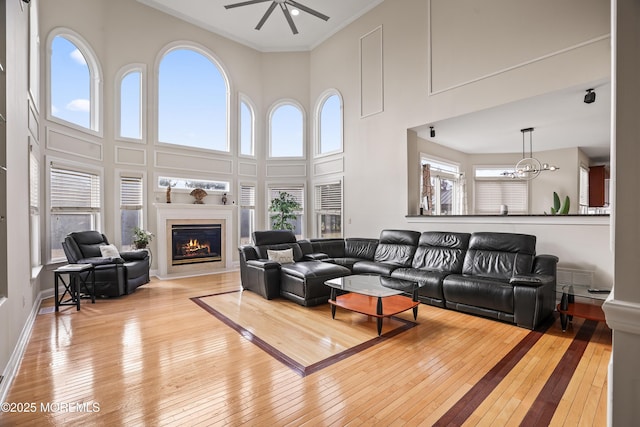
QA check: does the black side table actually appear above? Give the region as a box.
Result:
[54,264,96,311]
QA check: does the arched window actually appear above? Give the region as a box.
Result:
[239,94,255,157]
[116,65,145,141]
[315,90,343,156]
[158,46,229,152]
[48,29,102,133]
[269,101,304,158]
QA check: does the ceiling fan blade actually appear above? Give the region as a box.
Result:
[255,2,278,30]
[280,3,298,34]
[286,0,329,21]
[224,0,271,10]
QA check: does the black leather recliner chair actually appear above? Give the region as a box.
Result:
[62,231,150,297]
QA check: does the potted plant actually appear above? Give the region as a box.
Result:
[269,192,301,231]
[132,227,154,249]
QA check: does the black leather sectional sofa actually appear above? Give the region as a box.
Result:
[238,229,558,330]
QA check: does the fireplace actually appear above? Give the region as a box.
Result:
[171,224,222,266]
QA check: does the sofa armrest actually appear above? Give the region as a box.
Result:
[533,254,559,276]
[303,253,329,261]
[510,274,554,288]
[77,256,125,265]
[247,259,281,269]
[120,250,149,261]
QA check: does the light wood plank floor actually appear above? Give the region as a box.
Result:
[0,272,611,426]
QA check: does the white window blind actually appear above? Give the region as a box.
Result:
[29,152,39,214]
[240,184,256,207]
[269,185,304,212]
[315,182,341,213]
[475,180,528,214]
[120,176,143,209]
[50,166,101,211]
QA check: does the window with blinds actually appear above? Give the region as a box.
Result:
[474,180,528,214]
[49,164,102,261]
[120,175,143,249]
[315,182,342,238]
[268,185,304,238]
[239,184,256,245]
[29,152,40,268]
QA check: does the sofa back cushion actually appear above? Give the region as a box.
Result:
[345,238,378,260]
[309,238,345,258]
[67,231,109,258]
[462,232,536,280]
[252,230,304,262]
[373,230,420,266]
[412,232,470,273]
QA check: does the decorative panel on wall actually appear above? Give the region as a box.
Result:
[360,26,384,117]
[429,0,610,93]
[46,127,103,161]
[115,146,146,166]
[154,150,233,174]
[238,162,257,176]
[266,163,307,178]
[314,157,344,176]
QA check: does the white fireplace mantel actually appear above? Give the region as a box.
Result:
[154,203,234,279]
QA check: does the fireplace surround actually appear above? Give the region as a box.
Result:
[155,203,234,278]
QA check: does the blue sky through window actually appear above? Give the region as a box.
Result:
[271,104,303,157]
[51,36,91,128]
[320,94,341,153]
[158,48,228,151]
[120,71,141,139]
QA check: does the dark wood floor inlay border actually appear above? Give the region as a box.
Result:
[433,317,554,426]
[191,291,417,377]
[520,319,599,426]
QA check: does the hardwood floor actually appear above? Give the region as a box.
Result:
[0,272,611,426]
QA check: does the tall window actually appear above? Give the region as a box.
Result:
[158,47,229,152]
[421,157,462,215]
[118,67,143,140]
[316,91,343,156]
[314,181,342,238]
[239,183,256,245]
[269,102,304,158]
[29,150,41,268]
[120,175,143,250]
[268,184,305,239]
[474,167,528,214]
[49,163,102,261]
[48,30,101,132]
[239,96,254,156]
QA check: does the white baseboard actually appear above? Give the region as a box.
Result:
[0,290,46,403]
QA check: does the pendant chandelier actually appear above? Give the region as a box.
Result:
[503,127,559,180]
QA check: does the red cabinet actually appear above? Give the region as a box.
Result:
[588,165,609,207]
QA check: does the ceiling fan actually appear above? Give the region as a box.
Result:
[224,0,330,35]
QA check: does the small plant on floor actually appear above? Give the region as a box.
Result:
[269,192,301,231]
[132,227,154,249]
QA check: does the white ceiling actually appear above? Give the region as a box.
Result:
[137,0,384,52]
[412,80,612,162]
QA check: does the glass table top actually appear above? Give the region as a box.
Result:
[557,284,611,301]
[325,275,414,298]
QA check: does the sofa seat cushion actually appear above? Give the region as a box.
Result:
[280,261,350,281]
[391,268,447,300]
[324,257,368,271]
[443,274,514,314]
[351,260,397,276]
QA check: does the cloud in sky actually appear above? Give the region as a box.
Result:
[70,48,87,65]
[51,105,59,115]
[66,99,90,112]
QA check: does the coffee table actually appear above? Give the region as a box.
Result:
[556,284,610,332]
[325,275,419,336]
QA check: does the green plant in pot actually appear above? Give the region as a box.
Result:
[550,192,570,215]
[132,227,154,249]
[269,192,301,231]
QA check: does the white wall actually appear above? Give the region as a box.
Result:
[0,0,41,397]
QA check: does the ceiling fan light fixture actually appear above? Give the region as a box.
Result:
[291,8,299,16]
[224,0,329,35]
